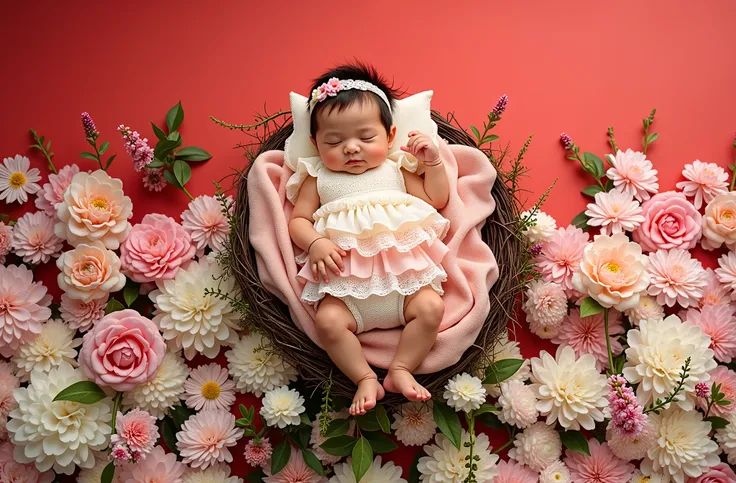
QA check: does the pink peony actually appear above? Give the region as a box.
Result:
[585,189,645,235]
[684,305,736,363]
[176,409,243,469]
[142,167,167,192]
[565,439,635,483]
[111,408,158,455]
[697,366,736,417]
[244,438,273,469]
[535,225,589,297]
[552,308,623,371]
[263,446,324,483]
[120,214,195,283]
[56,241,126,302]
[183,363,236,412]
[605,149,659,202]
[0,441,54,483]
[688,463,736,483]
[677,160,729,210]
[0,222,12,264]
[181,195,232,257]
[0,361,19,441]
[0,264,52,358]
[647,249,707,308]
[702,192,736,251]
[701,268,732,309]
[494,460,538,483]
[59,293,107,332]
[79,309,166,391]
[632,191,702,252]
[34,164,80,219]
[523,280,567,329]
[11,211,64,264]
[117,445,185,483]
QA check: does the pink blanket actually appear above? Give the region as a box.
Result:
[248,141,499,373]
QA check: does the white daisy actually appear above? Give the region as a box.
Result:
[184,363,236,412]
[0,155,41,204]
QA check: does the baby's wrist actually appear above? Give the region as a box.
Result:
[307,236,326,254]
[423,155,443,167]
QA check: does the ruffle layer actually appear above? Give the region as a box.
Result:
[285,156,323,204]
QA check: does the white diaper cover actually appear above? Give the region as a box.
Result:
[343,292,406,334]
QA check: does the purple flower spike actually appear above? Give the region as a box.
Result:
[560,132,573,150]
[81,112,97,138]
[493,94,508,118]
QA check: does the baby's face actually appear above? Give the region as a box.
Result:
[312,100,395,174]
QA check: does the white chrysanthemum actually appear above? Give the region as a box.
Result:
[260,386,305,428]
[6,362,113,474]
[310,410,355,465]
[417,431,499,483]
[641,408,720,483]
[483,331,531,397]
[443,373,486,413]
[623,316,716,410]
[392,401,437,446]
[606,419,657,461]
[624,294,665,326]
[497,379,539,429]
[12,318,82,381]
[631,469,666,483]
[540,460,571,483]
[523,280,567,328]
[521,209,557,244]
[715,410,736,464]
[530,346,607,430]
[183,463,244,483]
[508,421,562,472]
[150,256,241,360]
[225,332,297,397]
[330,456,406,483]
[122,350,189,419]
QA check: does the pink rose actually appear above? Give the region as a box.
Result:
[632,191,702,252]
[120,213,196,283]
[688,463,736,483]
[79,309,166,391]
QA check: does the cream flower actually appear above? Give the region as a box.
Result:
[631,469,666,483]
[623,316,716,410]
[77,454,123,483]
[6,362,113,474]
[702,192,736,250]
[225,332,298,397]
[606,419,657,461]
[483,331,531,397]
[508,421,562,472]
[0,155,41,204]
[176,409,243,470]
[585,188,645,235]
[183,463,244,483]
[12,318,82,382]
[522,280,567,329]
[646,249,706,308]
[418,431,499,483]
[571,232,650,311]
[392,401,437,446]
[676,160,729,209]
[624,294,665,326]
[56,241,126,302]
[11,211,64,264]
[715,411,736,464]
[641,408,720,483]
[260,386,306,428]
[181,195,233,257]
[330,456,406,483]
[122,350,189,419]
[311,410,355,464]
[540,461,570,483]
[497,379,539,429]
[529,318,560,339]
[443,373,486,413]
[521,209,557,244]
[606,149,659,202]
[150,256,240,360]
[0,264,52,358]
[530,345,607,430]
[184,363,236,412]
[55,170,132,249]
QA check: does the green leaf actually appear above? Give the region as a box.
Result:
[559,430,590,456]
[99,141,110,156]
[239,404,249,418]
[154,139,180,161]
[105,299,125,315]
[173,160,191,187]
[476,411,505,429]
[646,132,659,144]
[146,158,164,169]
[169,404,195,427]
[581,185,604,198]
[362,431,398,453]
[375,405,391,433]
[101,461,115,483]
[409,450,424,483]
[432,400,462,450]
[123,281,139,307]
[571,210,590,229]
[580,297,605,318]
[296,424,312,449]
[247,470,266,483]
[167,130,181,143]
[470,125,481,141]
[300,413,311,426]
[717,399,733,406]
[271,440,291,475]
[324,418,351,438]
[583,152,605,178]
[302,449,325,475]
[53,380,107,404]
[163,169,181,188]
[151,121,167,141]
[480,135,499,144]
[79,152,98,161]
[473,403,498,417]
[705,416,730,429]
[161,416,180,455]
[352,437,373,482]
[356,411,381,432]
[605,178,614,191]
[320,435,358,456]
[483,359,524,385]
[175,146,212,162]
[105,154,116,170]
[166,101,184,132]
[235,417,249,427]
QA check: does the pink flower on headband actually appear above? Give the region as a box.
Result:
[327,77,341,91]
[317,77,342,101]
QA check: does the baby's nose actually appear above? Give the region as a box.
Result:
[344,142,360,153]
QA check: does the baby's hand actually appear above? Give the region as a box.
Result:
[309,237,347,283]
[401,131,440,165]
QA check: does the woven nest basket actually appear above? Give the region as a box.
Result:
[232,112,523,406]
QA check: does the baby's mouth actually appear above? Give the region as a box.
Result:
[346,159,364,165]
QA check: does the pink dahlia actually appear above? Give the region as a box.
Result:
[605,149,659,202]
[59,293,107,332]
[263,446,324,483]
[0,441,54,483]
[0,361,19,440]
[244,438,273,469]
[494,460,538,483]
[585,189,645,235]
[677,160,729,210]
[0,222,12,264]
[716,251,736,295]
[697,366,736,417]
[551,308,623,371]
[688,463,736,483]
[34,164,80,219]
[0,264,52,358]
[701,268,732,309]
[183,363,236,412]
[684,305,736,363]
[632,191,702,253]
[523,280,568,329]
[180,195,232,257]
[647,249,707,308]
[535,225,589,296]
[565,439,635,483]
[111,408,158,456]
[176,409,243,469]
[117,445,185,483]
[142,167,167,192]
[11,211,64,264]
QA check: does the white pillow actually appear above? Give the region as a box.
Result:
[284,90,438,171]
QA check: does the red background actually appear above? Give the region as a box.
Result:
[1,0,736,479]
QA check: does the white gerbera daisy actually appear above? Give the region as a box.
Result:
[12,318,82,381]
[443,373,486,413]
[184,363,236,412]
[183,463,244,483]
[0,155,41,204]
[417,431,499,482]
[260,386,305,428]
[508,421,562,472]
[391,401,437,446]
[122,350,189,419]
[225,332,297,397]
[715,410,736,464]
[521,209,557,244]
[330,456,406,483]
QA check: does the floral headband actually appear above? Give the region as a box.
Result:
[309,78,392,113]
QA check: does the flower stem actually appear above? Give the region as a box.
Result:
[111,391,122,433]
[29,128,57,174]
[730,156,736,191]
[181,185,195,201]
[604,308,615,375]
[492,439,513,455]
[465,413,477,483]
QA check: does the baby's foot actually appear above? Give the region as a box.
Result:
[383,367,431,401]
[350,376,385,416]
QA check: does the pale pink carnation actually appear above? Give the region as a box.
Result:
[606,419,657,461]
[59,293,107,332]
[34,164,80,218]
[176,409,244,469]
[120,213,196,283]
[606,149,659,202]
[498,379,539,429]
[0,264,52,358]
[494,460,538,483]
[585,189,645,235]
[702,192,736,251]
[184,363,236,412]
[142,167,167,192]
[552,308,623,371]
[111,409,158,455]
[535,225,589,296]
[716,251,736,294]
[688,463,736,483]
[0,222,12,264]
[696,366,736,417]
[632,191,702,252]
[244,438,273,469]
[685,305,736,363]
[11,211,64,264]
[701,268,732,309]
[647,249,707,308]
[0,361,19,441]
[118,445,185,483]
[677,160,729,210]
[523,280,568,328]
[181,195,232,257]
[0,441,54,483]
[263,446,324,483]
[565,439,635,483]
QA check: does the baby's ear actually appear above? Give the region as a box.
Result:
[387,125,397,149]
[309,135,317,148]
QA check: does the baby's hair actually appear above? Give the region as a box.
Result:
[308,61,400,138]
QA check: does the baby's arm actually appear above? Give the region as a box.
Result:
[401,131,449,210]
[288,177,346,282]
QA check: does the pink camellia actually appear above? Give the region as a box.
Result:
[702,192,736,251]
[632,191,702,252]
[687,463,736,483]
[34,164,80,219]
[120,214,196,283]
[79,309,166,391]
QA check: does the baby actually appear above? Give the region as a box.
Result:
[287,63,450,415]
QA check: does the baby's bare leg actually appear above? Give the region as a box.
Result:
[383,286,444,401]
[315,295,385,415]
